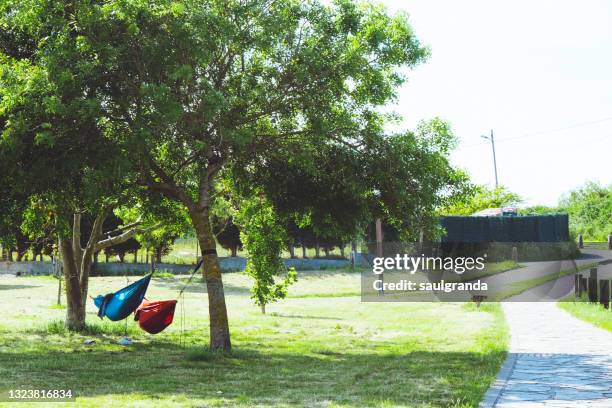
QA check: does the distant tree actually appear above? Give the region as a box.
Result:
[518,205,560,215]
[95,214,141,263]
[284,220,301,259]
[559,182,612,241]
[291,224,317,259]
[440,185,522,216]
[213,217,242,258]
[120,199,190,268]
[19,200,54,262]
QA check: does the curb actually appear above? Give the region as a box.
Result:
[479,352,518,408]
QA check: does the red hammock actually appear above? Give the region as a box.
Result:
[134,299,177,334]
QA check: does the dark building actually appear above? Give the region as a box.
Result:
[440,214,569,243]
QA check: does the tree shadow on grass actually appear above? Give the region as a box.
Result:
[150,278,251,295]
[0,335,505,407]
[269,313,344,321]
[0,284,39,290]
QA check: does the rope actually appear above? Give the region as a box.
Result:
[176,258,204,347]
[180,291,185,347]
[177,258,204,299]
[124,272,129,337]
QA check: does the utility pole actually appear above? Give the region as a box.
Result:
[481,129,498,187]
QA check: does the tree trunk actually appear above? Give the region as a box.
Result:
[59,238,86,331]
[155,247,162,264]
[79,258,93,312]
[118,252,125,263]
[323,248,330,257]
[261,303,266,314]
[315,242,320,258]
[340,246,345,258]
[301,245,307,259]
[230,246,237,257]
[133,250,138,263]
[288,245,296,259]
[190,207,231,351]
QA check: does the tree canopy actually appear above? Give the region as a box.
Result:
[440,185,522,216]
[559,182,611,241]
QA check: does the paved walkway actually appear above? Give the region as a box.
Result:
[482,302,612,407]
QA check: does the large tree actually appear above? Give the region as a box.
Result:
[0,28,150,330]
[1,0,472,350]
[85,0,427,350]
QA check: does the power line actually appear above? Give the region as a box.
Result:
[461,115,612,149]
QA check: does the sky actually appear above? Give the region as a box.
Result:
[378,0,612,206]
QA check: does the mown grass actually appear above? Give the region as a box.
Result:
[488,262,598,301]
[558,296,612,332]
[0,271,508,407]
[461,260,520,280]
[583,242,610,250]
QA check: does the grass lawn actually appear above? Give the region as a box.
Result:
[583,242,610,251]
[559,296,612,332]
[488,262,598,301]
[0,270,508,407]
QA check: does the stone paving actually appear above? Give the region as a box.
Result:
[487,302,612,407]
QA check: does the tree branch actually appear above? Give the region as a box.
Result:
[72,213,82,254]
[102,218,142,237]
[95,228,138,253]
[85,210,108,253]
[139,158,196,211]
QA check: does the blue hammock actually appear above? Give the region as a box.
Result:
[93,274,152,321]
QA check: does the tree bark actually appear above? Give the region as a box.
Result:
[59,237,85,331]
[315,242,320,258]
[190,206,231,351]
[288,245,296,259]
[301,245,307,259]
[230,246,237,257]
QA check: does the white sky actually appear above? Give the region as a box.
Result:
[379,0,612,206]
